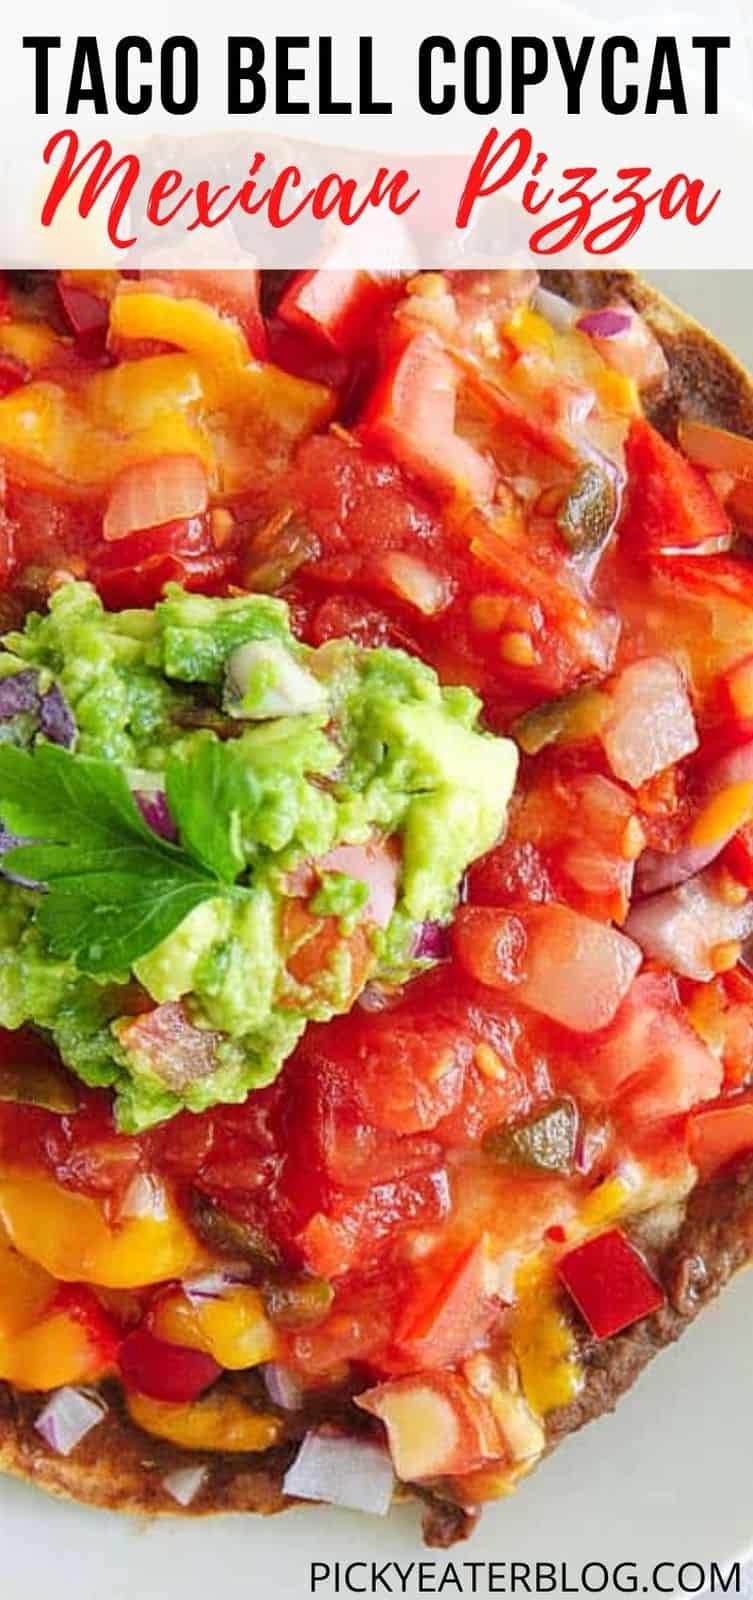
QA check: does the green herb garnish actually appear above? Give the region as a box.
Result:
[0,743,243,977]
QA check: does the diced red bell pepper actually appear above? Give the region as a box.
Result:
[56,280,110,357]
[277,269,396,355]
[0,354,30,397]
[361,330,497,505]
[620,417,731,554]
[687,1093,753,1177]
[556,1228,665,1340]
[118,1326,221,1401]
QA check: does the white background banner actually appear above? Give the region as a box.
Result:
[0,0,752,267]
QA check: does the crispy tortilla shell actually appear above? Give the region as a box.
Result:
[3,272,753,1540]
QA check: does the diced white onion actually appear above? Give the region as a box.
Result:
[117,1171,168,1221]
[225,640,327,720]
[162,1464,209,1507]
[378,553,452,616]
[103,455,208,542]
[602,657,698,789]
[283,1429,395,1516]
[531,287,577,330]
[35,1387,107,1457]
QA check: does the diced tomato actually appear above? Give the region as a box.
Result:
[0,354,30,398]
[283,904,375,999]
[557,1228,665,1339]
[306,594,421,656]
[722,823,753,889]
[284,1041,441,1197]
[278,270,397,355]
[56,280,110,357]
[118,1325,221,1401]
[266,318,353,391]
[687,1093,753,1177]
[353,1012,471,1135]
[288,433,444,564]
[453,904,642,1034]
[88,516,230,609]
[580,969,721,1125]
[499,773,638,924]
[361,331,497,504]
[290,1271,405,1376]
[620,417,731,553]
[298,1168,450,1277]
[466,840,554,909]
[50,1283,120,1370]
[394,1239,499,1368]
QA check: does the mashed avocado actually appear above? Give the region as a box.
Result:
[0,581,517,1131]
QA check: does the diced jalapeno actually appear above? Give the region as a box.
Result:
[511,686,610,755]
[263,1275,335,1328]
[558,463,617,553]
[189,1190,282,1274]
[483,1097,578,1174]
[0,1060,79,1113]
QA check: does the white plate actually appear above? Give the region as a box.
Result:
[3,274,753,1599]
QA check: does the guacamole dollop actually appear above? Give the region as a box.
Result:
[0,581,517,1131]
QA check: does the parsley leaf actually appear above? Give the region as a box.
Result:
[165,739,259,885]
[0,744,227,977]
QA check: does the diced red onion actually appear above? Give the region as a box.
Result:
[636,737,753,896]
[181,1266,252,1303]
[531,287,577,331]
[0,669,40,717]
[412,921,450,961]
[283,1429,394,1516]
[0,821,45,890]
[162,1464,209,1507]
[39,683,77,749]
[576,309,633,338]
[35,1386,107,1456]
[264,1362,304,1411]
[625,872,753,981]
[134,788,178,842]
[635,838,732,896]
